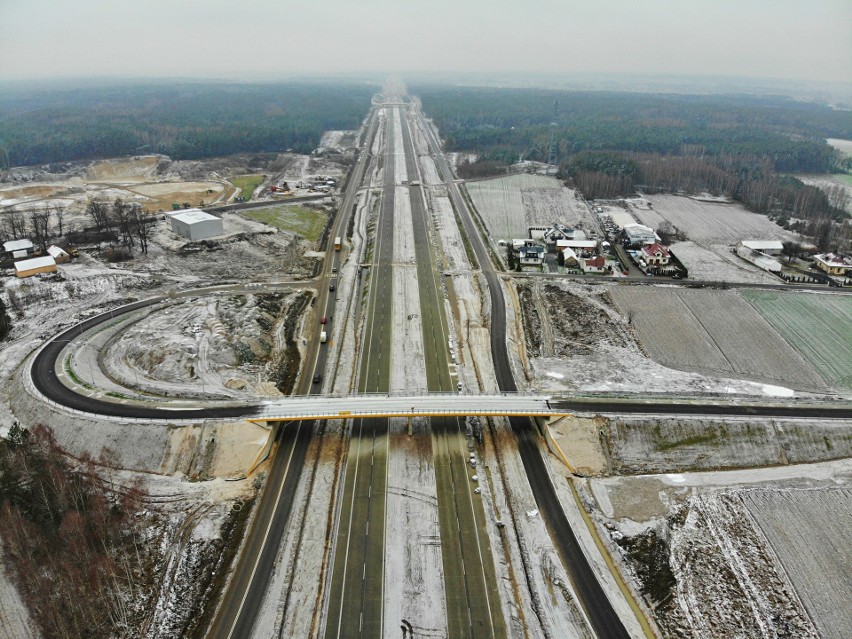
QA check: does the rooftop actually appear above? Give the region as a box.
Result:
[169,209,220,224]
[15,256,56,271]
[4,239,33,252]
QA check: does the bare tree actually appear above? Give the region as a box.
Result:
[28,208,52,251]
[86,199,112,233]
[2,208,27,240]
[51,203,67,238]
[111,198,135,249]
[132,206,151,255]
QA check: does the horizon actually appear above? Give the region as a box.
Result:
[1,0,849,88]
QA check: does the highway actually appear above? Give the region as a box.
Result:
[399,105,506,638]
[418,106,635,638]
[324,105,396,639]
[208,109,381,638]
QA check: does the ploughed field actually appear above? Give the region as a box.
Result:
[634,195,795,244]
[741,290,852,390]
[610,287,826,390]
[742,488,852,639]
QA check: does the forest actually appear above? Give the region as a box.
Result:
[415,86,852,221]
[0,81,377,167]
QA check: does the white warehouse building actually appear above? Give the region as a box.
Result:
[168,209,224,241]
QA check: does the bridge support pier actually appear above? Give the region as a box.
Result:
[246,420,276,476]
[534,416,576,474]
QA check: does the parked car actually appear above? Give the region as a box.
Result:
[313,374,322,384]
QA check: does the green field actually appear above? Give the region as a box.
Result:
[741,290,852,390]
[241,205,327,241]
[229,174,265,201]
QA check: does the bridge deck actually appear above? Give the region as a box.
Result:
[248,394,566,422]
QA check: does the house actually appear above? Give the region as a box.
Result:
[622,223,659,246]
[580,255,607,274]
[512,238,538,251]
[15,256,57,278]
[168,209,224,241]
[46,245,71,264]
[739,240,784,256]
[3,239,34,258]
[813,253,852,276]
[518,245,545,266]
[641,243,671,266]
[530,224,587,246]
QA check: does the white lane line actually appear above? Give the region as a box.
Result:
[226,423,301,639]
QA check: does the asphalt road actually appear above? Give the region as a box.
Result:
[419,109,634,639]
[209,110,381,638]
[324,104,396,639]
[399,107,506,638]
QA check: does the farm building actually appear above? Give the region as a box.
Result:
[641,243,671,266]
[15,255,57,278]
[813,253,852,276]
[168,209,224,241]
[556,239,598,252]
[561,247,580,267]
[46,245,71,263]
[518,245,545,266]
[3,238,34,258]
[739,240,783,256]
[623,224,659,246]
[581,255,608,274]
[736,244,782,273]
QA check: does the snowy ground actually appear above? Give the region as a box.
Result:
[580,460,852,639]
[634,195,795,244]
[0,541,39,639]
[670,240,781,284]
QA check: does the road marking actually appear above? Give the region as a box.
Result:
[226,422,302,639]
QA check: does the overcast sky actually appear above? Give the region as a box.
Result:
[1,0,850,85]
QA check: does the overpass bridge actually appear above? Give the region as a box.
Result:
[247,394,567,423]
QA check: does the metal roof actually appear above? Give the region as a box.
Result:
[15,256,56,271]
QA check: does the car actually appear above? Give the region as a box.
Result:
[320,316,327,324]
[329,284,336,292]
[312,374,322,384]
[332,267,337,273]
[672,274,683,280]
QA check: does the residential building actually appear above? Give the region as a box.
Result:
[813,253,852,276]
[168,208,224,241]
[580,255,607,274]
[641,243,671,266]
[518,245,545,266]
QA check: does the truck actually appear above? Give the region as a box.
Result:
[334,237,342,251]
[320,331,328,343]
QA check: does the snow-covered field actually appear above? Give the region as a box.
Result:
[634,195,795,244]
[583,460,852,639]
[827,137,852,156]
[743,488,852,639]
[465,174,568,240]
[670,240,780,284]
[609,286,827,391]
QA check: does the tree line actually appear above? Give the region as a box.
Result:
[0,81,376,167]
[414,86,852,225]
[0,425,155,638]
